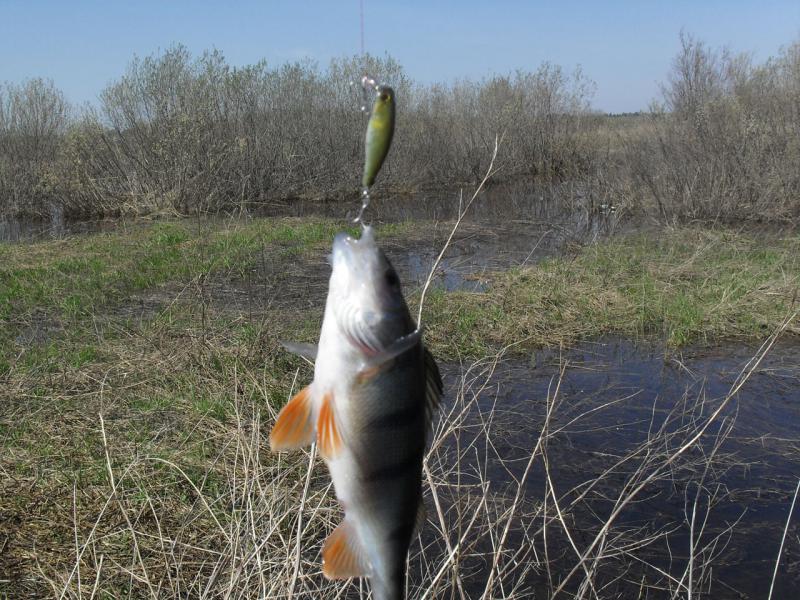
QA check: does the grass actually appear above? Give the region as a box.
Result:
[1,217,798,598]
[0,218,359,319]
[423,228,800,356]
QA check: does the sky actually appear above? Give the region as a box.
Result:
[1,1,798,113]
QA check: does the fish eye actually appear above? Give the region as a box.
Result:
[385,269,399,286]
[380,92,390,102]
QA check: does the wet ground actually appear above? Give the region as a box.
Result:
[0,204,116,242]
[1,181,620,265]
[433,338,800,598]
[264,182,622,291]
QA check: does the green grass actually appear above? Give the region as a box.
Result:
[0,219,360,321]
[0,217,395,371]
[423,228,800,356]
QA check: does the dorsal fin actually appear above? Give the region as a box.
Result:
[322,519,370,579]
[280,341,318,361]
[269,385,315,452]
[423,347,443,427]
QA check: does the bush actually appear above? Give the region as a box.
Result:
[2,35,799,224]
[1,46,595,218]
[0,79,71,217]
[624,33,800,222]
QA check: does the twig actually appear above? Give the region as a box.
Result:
[287,443,318,600]
[417,135,500,324]
[768,478,800,600]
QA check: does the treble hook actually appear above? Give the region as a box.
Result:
[359,75,378,113]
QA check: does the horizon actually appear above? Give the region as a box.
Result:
[1,1,799,114]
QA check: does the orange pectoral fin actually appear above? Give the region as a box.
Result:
[322,520,369,579]
[317,392,342,460]
[269,385,314,452]
[355,360,392,385]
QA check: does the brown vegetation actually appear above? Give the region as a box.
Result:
[3,34,799,223]
[622,33,800,223]
[0,50,593,219]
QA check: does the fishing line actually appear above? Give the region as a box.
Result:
[359,0,365,60]
[357,0,375,113]
[355,0,376,225]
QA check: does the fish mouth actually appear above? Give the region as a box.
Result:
[332,225,376,266]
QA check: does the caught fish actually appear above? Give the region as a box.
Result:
[271,226,442,600]
[362,85,396,188]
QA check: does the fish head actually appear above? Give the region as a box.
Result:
[329,225,411,354]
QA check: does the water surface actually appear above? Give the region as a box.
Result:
[432,338,800,598]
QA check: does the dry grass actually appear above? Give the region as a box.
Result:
[8,316,792,599]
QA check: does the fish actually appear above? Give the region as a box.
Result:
[270,225,442,600]
[362,85,396,189]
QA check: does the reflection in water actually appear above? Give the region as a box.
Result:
[0,203,113,242]
[433,338,800,598]
[3,183,623,297]
[257,180,621,237]
[2,182,620,246]
[361,182,625,292]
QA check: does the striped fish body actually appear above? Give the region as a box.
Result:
[320,326,425,599]
[270,226,442,600]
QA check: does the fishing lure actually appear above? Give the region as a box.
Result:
[362,82,395,189]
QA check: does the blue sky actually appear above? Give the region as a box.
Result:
[1,1,798,113]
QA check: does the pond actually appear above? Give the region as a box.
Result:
[428,337,800,598]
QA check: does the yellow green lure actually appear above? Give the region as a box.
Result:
[362,85,395,188]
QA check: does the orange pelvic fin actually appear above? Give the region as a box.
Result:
[269,385,314,452]
[322,520,369,579]
[317,391,342,460]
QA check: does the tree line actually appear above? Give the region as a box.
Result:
[1,34,798,222]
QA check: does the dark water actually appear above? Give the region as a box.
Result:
[384,220,569,293]
[0,205,112,242]
[1,181,620,245]
[261,181,620,234]
[283,183,622,294]
[433,338,800,598]
[278,182,622,293]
